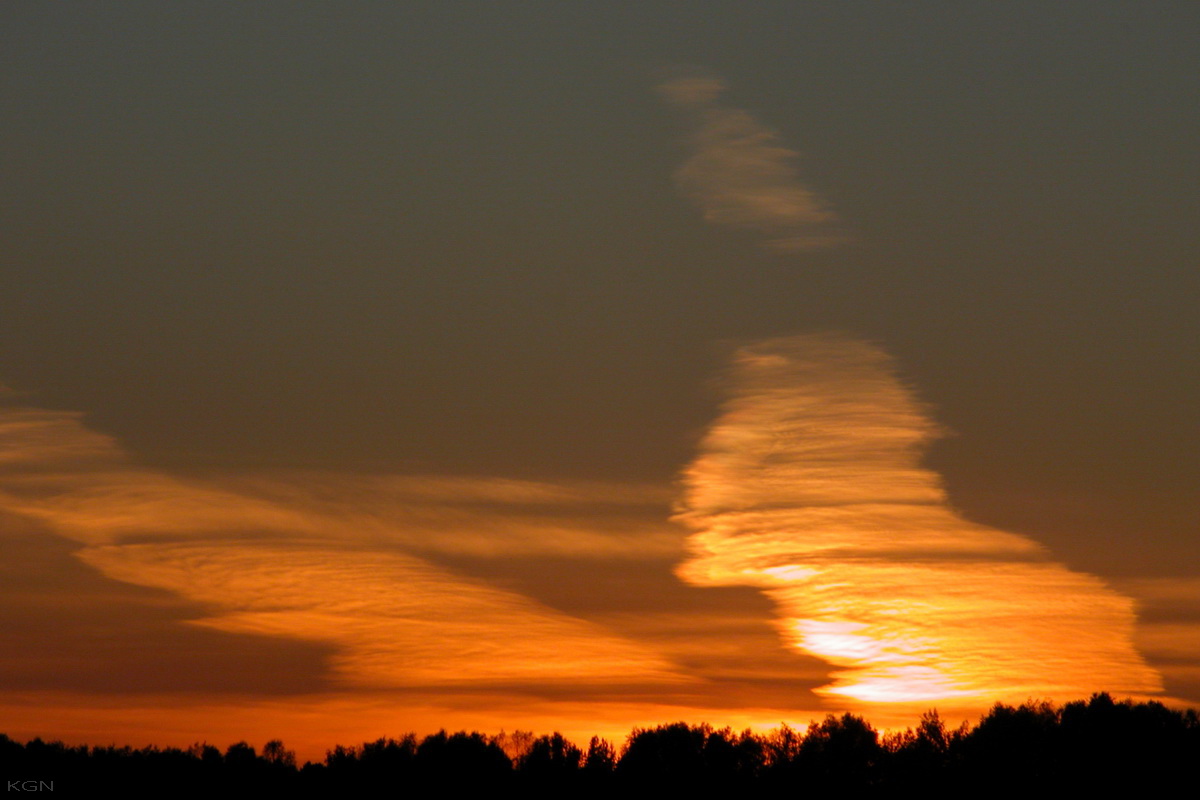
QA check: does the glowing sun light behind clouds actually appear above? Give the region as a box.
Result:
[675,333,1163,708]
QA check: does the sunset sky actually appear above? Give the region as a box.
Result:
[2,3,1198,761]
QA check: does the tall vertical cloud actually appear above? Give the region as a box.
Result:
[658,69,843,252]
[675,333,1161,705]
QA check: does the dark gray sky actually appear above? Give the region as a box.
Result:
[2,2,1197,751]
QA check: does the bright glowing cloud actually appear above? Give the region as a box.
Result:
[0,352,1183,748]
[675,333,1162,705]
[658,68,843,252]
[0,396,842,752]
[1,391,852,738]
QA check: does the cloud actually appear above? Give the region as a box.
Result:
[0,402,689,699]
[78,541,683,692]
[0,408,124,472]
[658,68,844,252]
[675,333,1162,706]
[0,398,840,726]
[0,396,857,750]
[0,406,681,559]
[1117,577,1200,702]
[4,358,1182,744]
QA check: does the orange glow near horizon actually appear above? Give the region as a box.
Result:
[1,400,822,754]
[0,337,1179,755]
[0,691,865,765]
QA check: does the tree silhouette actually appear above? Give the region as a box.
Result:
[516,732,583,790]
[796,713,881,791]
[415,730,511,789]
[583,736,614,770]
[882,710,963,789]
[1,696,1197,791]
[261,739,295,769]
[960,699,1059,788]
[617,722,761,788]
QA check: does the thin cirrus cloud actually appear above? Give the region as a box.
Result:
[675,333,1163,707]
[79,541,683,692]
[1118,577,1200,695]
[0,403,687,698]
[0,407,680,559]
[0,396,847,758]
[658,69,844,252]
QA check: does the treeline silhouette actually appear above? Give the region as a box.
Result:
[3,694,1197,794]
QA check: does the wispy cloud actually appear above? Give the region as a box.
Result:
[0,407,680,559]
[0,397,841,753]
[658,69,844,252]
[675,333,1162,707]
[79,541,682,692]
[1118,577,1200,701]
[0,403,687,697]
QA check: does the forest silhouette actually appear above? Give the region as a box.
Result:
[3,695,1197,794]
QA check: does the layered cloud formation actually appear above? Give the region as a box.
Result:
[0,336,1177,751]
[675,333,1162,705]
[658,70,843,251]
[0,406,683,696]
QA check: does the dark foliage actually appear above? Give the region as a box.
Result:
[616,722,763,789]
[795,712,882,791]
[2,695,1197,794]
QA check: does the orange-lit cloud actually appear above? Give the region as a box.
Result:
[658,68,843,252]
[0,405,686,697]
[676,333,1162,706]
[0,397,835,755]
[2,350,1188,754]
[0,408,679,558]
[78,541,682,691]
[1119,577,1200,700]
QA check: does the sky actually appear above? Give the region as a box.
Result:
[2,2,1198,760]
